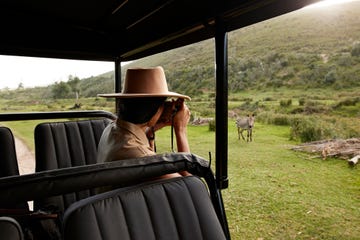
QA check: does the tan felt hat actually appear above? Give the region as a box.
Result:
[97,66,190,100]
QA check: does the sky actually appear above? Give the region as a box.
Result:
[0,56,114,89]
[0,0,356,90]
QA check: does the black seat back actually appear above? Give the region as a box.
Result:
[63,176,227,240]
[0,127,20,177]
[0,127,28,210]
[0,153,230,239]
[0,217,24,240]
[34,118,112,212]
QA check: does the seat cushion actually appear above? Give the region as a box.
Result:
[63,176,226,240]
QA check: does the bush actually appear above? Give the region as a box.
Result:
[298,98,305,106]
[351,42,360,57]
[333,97,360,109]
[290,117,323,142]
[290,107,304,114]
[289,116,354,142]
[238,101,259,112]
[324,70,337,85]
[257,112,292,126]
[240,97,253,102]
[273,115,292,125]
[208,92,216,98]
[263,97,274,101]
[279,99,292,107]
[208,119,216,132]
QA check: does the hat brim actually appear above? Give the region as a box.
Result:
[97,92,191,100]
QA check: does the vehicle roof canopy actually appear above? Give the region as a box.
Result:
[0,0,320,61]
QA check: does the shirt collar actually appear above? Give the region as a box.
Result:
[116,119,149,144]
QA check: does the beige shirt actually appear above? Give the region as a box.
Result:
[97,119,154,163]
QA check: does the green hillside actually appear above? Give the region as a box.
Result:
[227,1,360,91]
[89,1,360,96]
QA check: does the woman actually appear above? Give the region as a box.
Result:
[97,66,191,179]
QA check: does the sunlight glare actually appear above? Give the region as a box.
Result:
[308,0,358,8]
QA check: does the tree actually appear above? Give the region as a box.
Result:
[67,75,81,107]
[52,81,71,99]
[324,70,337,85]
[17,82,24,89]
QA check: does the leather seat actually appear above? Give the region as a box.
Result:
[34,119,112,212]
[0,153,230,239]
[0,126,21,178]
[0,216,24,240]
[63,176,227,240]
[0,126,28,209]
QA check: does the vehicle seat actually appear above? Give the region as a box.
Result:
[34,118,112,212]
[63,176,227,240]
[0,126,28,209]
[0,216,24,240]
[0,126,20,177]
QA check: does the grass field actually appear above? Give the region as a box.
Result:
[1,117,359,240]
[225,123,359,240]
[157,122,360,240]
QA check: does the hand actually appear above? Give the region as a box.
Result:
[157,99,186,126]
[150,100,178,133]
[157,101,176,125]
[173,99,190,153]
[173,100,190,132]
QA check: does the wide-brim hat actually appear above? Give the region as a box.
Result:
[97,66,190,100]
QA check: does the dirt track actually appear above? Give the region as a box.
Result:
[14,137,35,175]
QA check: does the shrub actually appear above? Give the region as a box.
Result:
[333,97,360,109]
[298,98,305,106]
[238,101,259,112]
[324,70,337,85]
[208,92,216,98]
[263,97,274,101]
[351,42,360,57]
[337,54,352,67]
[273,115,292,125]
[208,119,216,132]
[290,117,322,142]
[240,97,253,102]
[202,108,215,116]
[289,116,352,142]
[279,99,292,107]
[290,107,304,114]
[344,126,360,138]
[257,112,293,126]
[229,97,240,101]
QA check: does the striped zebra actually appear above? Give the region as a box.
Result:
[236,114,255,142]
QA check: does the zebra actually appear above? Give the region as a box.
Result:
[236,114,255,142]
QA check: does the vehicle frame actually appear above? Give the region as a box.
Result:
[0,0,322,239]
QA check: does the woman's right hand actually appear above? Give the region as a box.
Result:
[173,100,191,132]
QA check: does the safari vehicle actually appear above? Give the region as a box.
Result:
[0,0,322,239]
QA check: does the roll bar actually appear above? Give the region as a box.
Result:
[0,110,116,122]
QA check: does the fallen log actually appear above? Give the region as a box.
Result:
[348,155,360,166]
[291,138,360,163]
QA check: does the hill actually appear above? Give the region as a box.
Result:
[227,1,360,91]
[86,1,360,96]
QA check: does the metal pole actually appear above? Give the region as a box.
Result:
[215,23,229,189]
[115,58,122,114]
